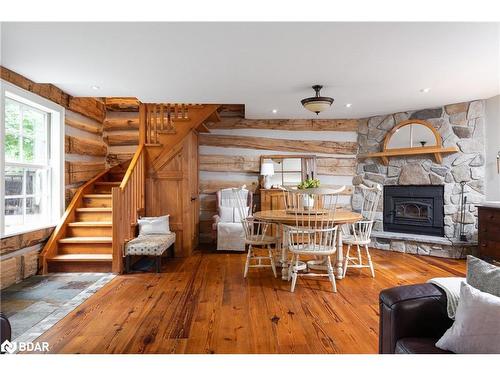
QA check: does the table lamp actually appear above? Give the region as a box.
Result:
[260,161,274,189]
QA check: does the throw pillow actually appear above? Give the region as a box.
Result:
[436,282,500,353]
[467,255,500,297]
[138,215,170,235]
[219,206,234,223]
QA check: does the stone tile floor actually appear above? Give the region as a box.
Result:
[1,273,115,346]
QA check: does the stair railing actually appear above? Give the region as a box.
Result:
[140,103,196,144]
[111,144,145,273]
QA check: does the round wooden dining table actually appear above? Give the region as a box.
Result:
[254,209,363,280]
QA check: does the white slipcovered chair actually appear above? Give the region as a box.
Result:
[212,188,253,251]
[342,183,382,278]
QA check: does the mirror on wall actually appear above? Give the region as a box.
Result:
[386,122,438,149]
[260,155,316,188]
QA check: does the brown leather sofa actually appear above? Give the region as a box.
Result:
[379,283,454,354]
[1,313,12,354]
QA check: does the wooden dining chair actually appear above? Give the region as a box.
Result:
[283,187,345,293]
[342,183,382,278]
[233,188,279,278]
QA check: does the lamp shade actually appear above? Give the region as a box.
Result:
[301,85,334,115]
[260,162,274,176]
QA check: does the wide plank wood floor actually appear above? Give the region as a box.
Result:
[33,248,465,354]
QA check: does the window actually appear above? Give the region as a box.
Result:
[1,81,64,237]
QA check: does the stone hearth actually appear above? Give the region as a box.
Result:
[353,100,485,258]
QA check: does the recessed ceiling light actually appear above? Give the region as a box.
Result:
[272,109,278,114]
[91,85,100,90]
[420,88,431,93]
[345,103,352,108]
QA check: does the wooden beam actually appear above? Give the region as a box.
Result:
[104,97,140,112]
[199,134,357,155]
[199,154,260,173]
[0,227,54,256]
[1,66,105,123]
[107,153,135,166]
[67,97,106,123]
[218,104,245,118]
[199,154,356,176]
[65,117,102,135]
[65,161,106,184]
[199,179,260,194]
[103,116,140,131]
[104,133,139,146]
[1,66,69,108]
[316,158,356,176]
[207,118,359,131]
[65,135,107,156]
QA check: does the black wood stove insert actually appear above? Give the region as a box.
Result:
[383,185,444,237]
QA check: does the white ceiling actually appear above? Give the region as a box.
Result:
[1,22,499,119]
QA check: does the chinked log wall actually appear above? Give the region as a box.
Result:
[0,66,108,289]
[102,98,141,167]
[199,116,360,243]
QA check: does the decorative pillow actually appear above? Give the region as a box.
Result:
[138,215,170,235]
[467,255,500,297]
[233,206,250,222]
[219,206,234,223]
[436,282,500,354]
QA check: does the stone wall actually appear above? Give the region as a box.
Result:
[354,100,486,258]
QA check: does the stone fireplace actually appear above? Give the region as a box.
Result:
[353,100,485,258]
[383,185,444,237]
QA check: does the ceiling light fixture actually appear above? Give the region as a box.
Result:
[420,88,431,93]
[345,103,352,108]
[301,85,334,115]
[272,109,278,114]
[91,85,100,90]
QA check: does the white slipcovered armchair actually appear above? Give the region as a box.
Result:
[212,188,253,251]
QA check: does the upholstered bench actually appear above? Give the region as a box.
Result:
[124,233,176,273]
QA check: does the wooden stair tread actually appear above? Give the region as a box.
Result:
[58,237,112,243]
[94,181,121,186]
[68,221,112,227]
[145,143,163,147]
[83,194,112,198]
[76,207,112,212]
[49,254,112,262]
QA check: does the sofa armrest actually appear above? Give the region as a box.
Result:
[379,283,452,354]
[1,312,11,345]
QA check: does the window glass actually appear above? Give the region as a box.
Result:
[3,94,54,236]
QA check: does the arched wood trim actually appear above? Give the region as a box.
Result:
[382,119,442,151]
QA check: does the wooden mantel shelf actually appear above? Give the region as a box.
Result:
[358,145,458,165]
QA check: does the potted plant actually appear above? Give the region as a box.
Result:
[297,175,320,210]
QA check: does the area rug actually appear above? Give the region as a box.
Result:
[1,273,115,349]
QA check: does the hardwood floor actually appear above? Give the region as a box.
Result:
[33,248,465,354]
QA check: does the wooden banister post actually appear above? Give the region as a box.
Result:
[139,103,146,145]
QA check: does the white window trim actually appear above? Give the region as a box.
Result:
[1,79,65,238]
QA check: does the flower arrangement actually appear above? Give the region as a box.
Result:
[297,175,320,190]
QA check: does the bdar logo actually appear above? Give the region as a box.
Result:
[1,340,49,354]
[1,340,16,354]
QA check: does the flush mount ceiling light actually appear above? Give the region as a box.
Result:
[91,85,100,90]
[301,85,334,115]
[420,88,431,93]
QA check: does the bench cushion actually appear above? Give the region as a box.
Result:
[124,233,176,256]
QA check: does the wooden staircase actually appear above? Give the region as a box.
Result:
[44,177,121,272]
[40,103,220,274]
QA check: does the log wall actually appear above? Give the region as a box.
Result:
[199,116,359,243]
